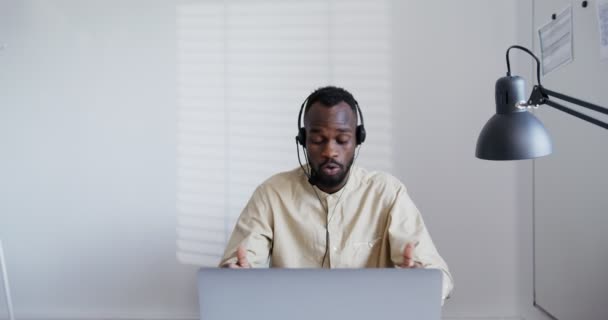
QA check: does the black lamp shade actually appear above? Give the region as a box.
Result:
[476,111,553,160]
[475,75,553,160]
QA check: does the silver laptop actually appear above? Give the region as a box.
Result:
[198,268,442,320]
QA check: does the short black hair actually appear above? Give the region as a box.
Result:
[304,86,358,119]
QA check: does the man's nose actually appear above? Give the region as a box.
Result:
[321,141,339,158]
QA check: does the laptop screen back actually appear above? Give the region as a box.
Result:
[198,268,442,320]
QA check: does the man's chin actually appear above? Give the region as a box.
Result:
[316,171,347,188]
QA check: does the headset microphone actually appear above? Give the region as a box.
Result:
[308,177,316,186]
[307,171,318,186]
[296,136,316,186]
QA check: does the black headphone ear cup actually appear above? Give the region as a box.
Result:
[356,125,366,145]
[297,128,307,147]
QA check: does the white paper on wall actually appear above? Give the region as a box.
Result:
[538,5,573,75]
[597,0,608,60]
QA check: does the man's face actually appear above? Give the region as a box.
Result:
[304,101,357,193]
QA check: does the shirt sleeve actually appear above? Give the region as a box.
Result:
[218,185,274,267]
[387,186,454,303]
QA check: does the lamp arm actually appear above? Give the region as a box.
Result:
[526,85,608,130]
[542,88,608,116]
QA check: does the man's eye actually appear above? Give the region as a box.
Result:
[337,136,350,144]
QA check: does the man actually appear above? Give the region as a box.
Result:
[219,86,453,301]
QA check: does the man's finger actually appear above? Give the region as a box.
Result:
[402,243,415,268]
[236,246,250,268]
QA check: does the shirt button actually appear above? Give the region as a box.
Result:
[333,246,338,252]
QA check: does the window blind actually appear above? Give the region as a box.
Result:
[176,0,393,266]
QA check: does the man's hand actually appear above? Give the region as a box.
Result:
[400,243,423,268]
[226,246,251,268]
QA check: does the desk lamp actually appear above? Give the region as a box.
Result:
[476,45,608,160]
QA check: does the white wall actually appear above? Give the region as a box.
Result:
[392,2,520,319]
[516,1,608,320]
[514,1,551,319]
[0,1,200,319]
[514,1,553,319]
[1,1,520,319]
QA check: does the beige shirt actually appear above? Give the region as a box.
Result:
[220,165,453,301]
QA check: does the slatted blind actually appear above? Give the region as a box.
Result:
[176,0,393,266]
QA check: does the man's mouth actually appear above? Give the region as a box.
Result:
[320,163,341,176]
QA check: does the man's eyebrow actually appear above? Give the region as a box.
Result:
[309,126,353,133]
[309,125,353,132]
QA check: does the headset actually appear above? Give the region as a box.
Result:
[294,88,366,267]
[295,88,366,187]
[295,90,367,148]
